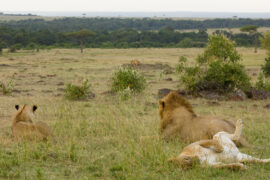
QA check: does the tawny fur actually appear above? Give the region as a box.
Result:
[159,91,248,147]
[12,104,51,141]
[130,59,140,65]
[169,119,270,170]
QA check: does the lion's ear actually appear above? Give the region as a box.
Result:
[15,105,19,110]
[33,105,38,112]
[159,100,165,108]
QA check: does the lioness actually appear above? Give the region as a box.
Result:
[168,119,270,170]
[12,104,51,141]
[159,91,249,146]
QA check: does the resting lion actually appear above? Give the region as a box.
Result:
[159,91,249,147]
[168,119,270,170]
[12,104,51,141]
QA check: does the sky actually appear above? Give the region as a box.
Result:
[1,0,270,13]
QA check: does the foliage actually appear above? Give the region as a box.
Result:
[25,42,36,50]
[8,45,17,53]
[0,25,261,49]
[66,29,95,53]
[240,25,258,33]
[111,67,146,93]
[177,38,194,48]
[197,34,241,64]
[176,56,188,73]
[177,36,250,93]
[240,25,259,53]
[255,72,270,92]
[66,29,95,40]
[261,57,270,77]
[0,80,14,95]
[204,61,250,92]
[260,31,270,55]
[1,17,270,32]
[0,42,4,54]
[118,87,133,101]
[64,79,92,100]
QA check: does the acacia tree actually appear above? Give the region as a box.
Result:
[66,29,95,53]
[240,25,259,53]
[260,31,270,56]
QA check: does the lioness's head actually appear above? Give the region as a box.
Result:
[158,91,195,119]
[13,104,38,123]
[171,155,199,169]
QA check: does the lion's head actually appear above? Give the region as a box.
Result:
[158,91,196,119]
[13,104,38,124]
[168,155,199,169]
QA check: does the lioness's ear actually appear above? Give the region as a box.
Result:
[15,105,19,110]
[33,105,38,112]
[159,100,165,108]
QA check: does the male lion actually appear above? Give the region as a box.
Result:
[12,104,51,141]
[159,91,248,147]
[168,119,270,170]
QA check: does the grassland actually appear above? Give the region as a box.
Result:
[0,48,270,179]
[0,15,58,21]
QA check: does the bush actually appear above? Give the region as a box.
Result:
[177,38,194,48]
[64,79,92,100]
[197,34,241,64]
[111,67,146,93]
[255,72,270,92]
[26,42,36,50]
[0,80,14,95]
[176,35,250,93]
[9,45,17,53]
[260,30,270,56]
[204,61,251,92]
[261,57,270,77]
[118,87,132,101]
[176,56,203,91]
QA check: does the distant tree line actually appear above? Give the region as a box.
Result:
[1,18,270,32]
[0,26,261,50]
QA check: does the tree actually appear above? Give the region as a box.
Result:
[0,42,4,54]
[197,34,241,64]
[260,30,270,56]
[66,29,95,53]
[240,25,259,53]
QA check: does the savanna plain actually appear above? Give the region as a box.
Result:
[0,48,270,179]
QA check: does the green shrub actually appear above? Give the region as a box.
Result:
[196,34,242,64]
[176,59,250,93]
[64,79,92,100]
[204,60,251,92]
[111,67,146,93]
[118,87,133,101]
[9,45,17,53]
[255,72,270,92]
[0,80,14,95]
[176,56,187,73]
[176,34,250,94]
[26,42,36,50]
[261,57,270,77]
[177,38,194,48]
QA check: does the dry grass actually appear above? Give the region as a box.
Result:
[0,15,59,21]
[0,48,270,179]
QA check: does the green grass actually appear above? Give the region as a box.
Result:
[0,48,270,179]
